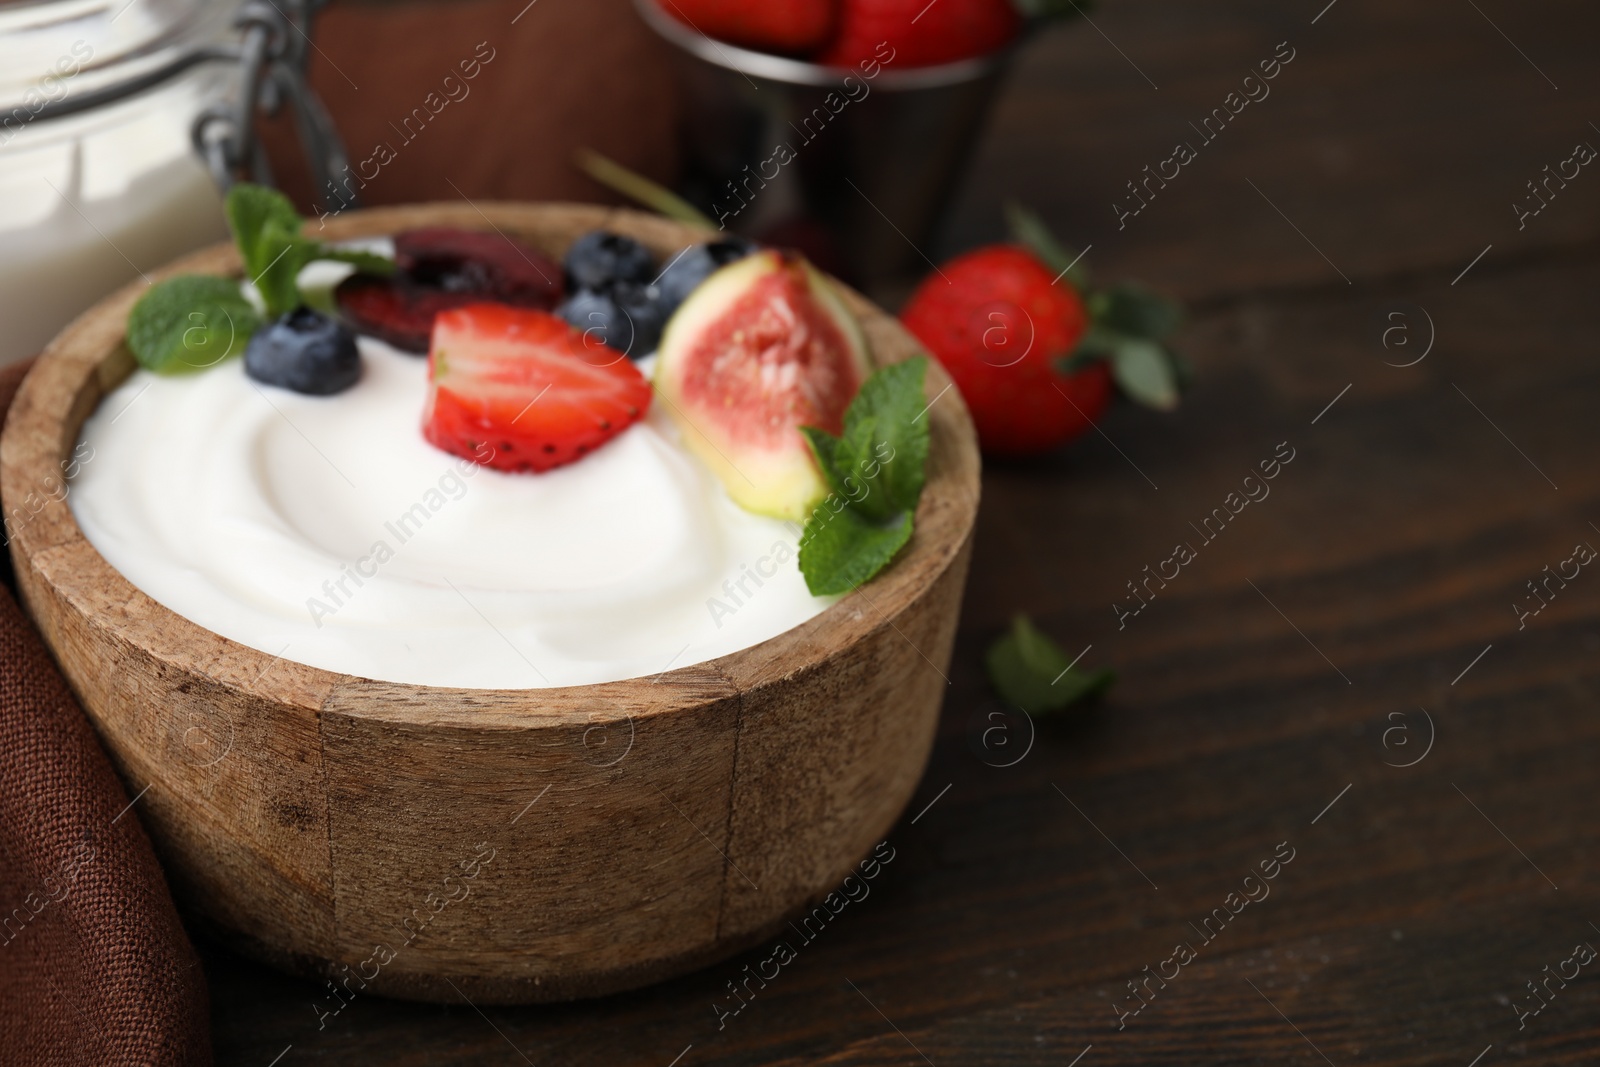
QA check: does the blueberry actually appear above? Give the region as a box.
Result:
[557,282,668,359]
[612,282,669,355]
[557,289,623,347]
[563,230,655,292]
[245,307,361,395]
[655,237,759,313]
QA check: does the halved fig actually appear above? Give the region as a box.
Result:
[654,250,873,521]
[335,227,562,352]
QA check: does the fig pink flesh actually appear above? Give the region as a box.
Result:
[675,261,861,453]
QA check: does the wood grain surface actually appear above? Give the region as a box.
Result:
[195,0,1600,1060]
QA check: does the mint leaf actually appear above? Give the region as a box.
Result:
[838,356,929,517]
[797,357,932,593]
[316,246,397,277]
[226,183,300,284]
[226,182,394,315]
[250,221,321,316]
[1004,201,1088,290]
[126,276,260,374]
[798,507,913,596]
[985,614,1114,715]
[828,414,889,519]
[1091,283,1182,341]
[801,425,847,500]
[125,183,391,378]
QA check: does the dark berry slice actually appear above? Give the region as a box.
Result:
[334,275,470,353]
[563,230,654,292]
[394,227,562,306]
[245,307,361,395]
[335,227,563,353]
[656,237,759,313]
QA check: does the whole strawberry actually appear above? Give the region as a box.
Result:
[815,0,1021,69]
[901,246,1109,456]
[660,0,838,55]
[901,204,1185,457]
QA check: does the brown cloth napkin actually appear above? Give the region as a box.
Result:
[0,360,212,1066]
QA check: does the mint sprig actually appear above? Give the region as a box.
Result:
[126,276,261,374]
[226,184,393,316]
[125,182,393,374]
[1005,201,1188,411]
[986,614,1114,715]
[797,356,930,596]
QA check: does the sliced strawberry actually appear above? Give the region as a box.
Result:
[423,304,652,473]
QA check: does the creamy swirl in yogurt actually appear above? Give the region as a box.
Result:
[70,339,831,688]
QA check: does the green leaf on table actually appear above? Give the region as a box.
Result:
[797,356,931,594]
[125,276,261,375]
[1091,282,1183,341]
[985,614,1114,715]
[1004,200,1088,290]
[798,507,914,597]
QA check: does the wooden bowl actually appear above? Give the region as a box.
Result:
[0,204,980,1003]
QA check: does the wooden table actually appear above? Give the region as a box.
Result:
[207,0,1600,1062]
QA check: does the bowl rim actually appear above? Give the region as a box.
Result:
[2,201,981,726]
[630,0,1016,90]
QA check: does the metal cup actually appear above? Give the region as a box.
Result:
[633,0,1016,289]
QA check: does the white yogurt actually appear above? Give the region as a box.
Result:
[69,340,831,688]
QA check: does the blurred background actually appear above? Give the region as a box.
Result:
[9,0,1596,360]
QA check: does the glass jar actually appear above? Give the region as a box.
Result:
[1,0,257,365]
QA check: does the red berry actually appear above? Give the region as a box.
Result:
[899,245,1111,457]
[815,0,1020,68]
[422,304,653,473]
[659,0,838,55]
